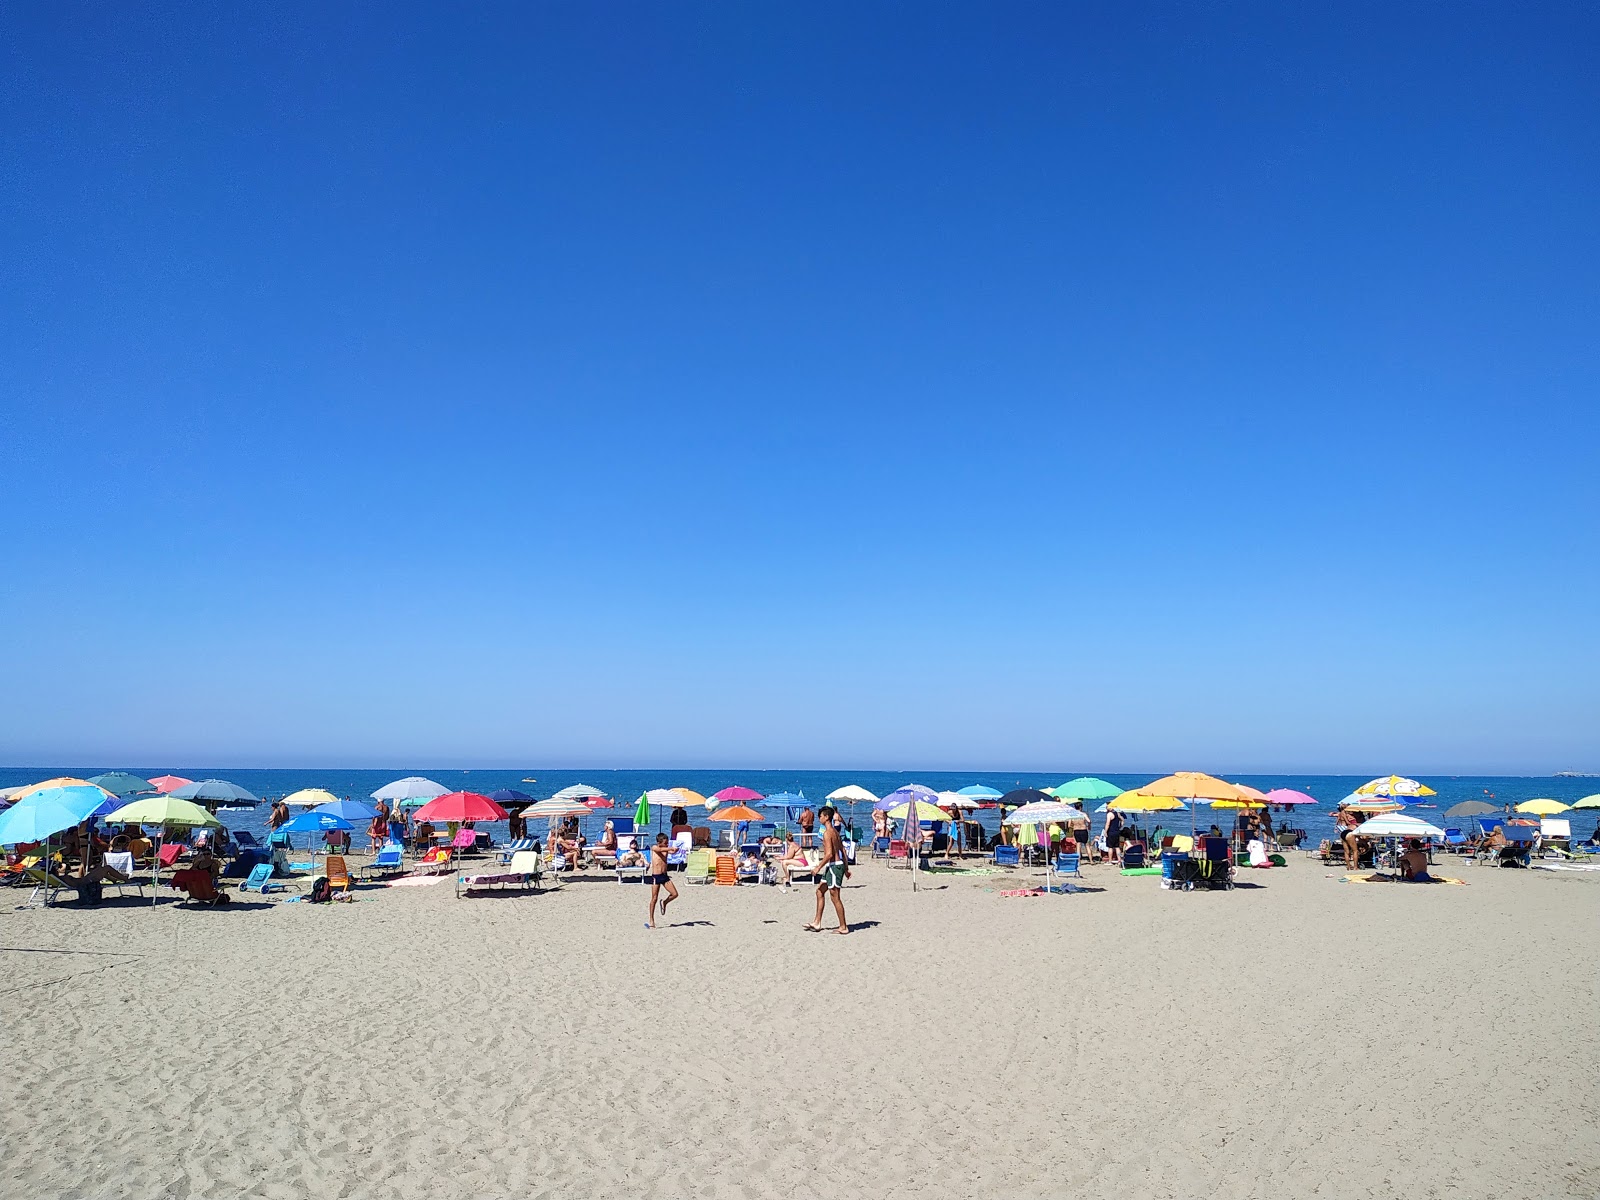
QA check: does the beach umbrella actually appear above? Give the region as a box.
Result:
[885,799,950,822]
[1355,813,1446,839]
[708,804,763,824]
[371,776,449,803]
[281,810,354,834]
[8,776,105,804]
[1213,783,1269,809]
[898,785,926,891]
[523,797,593,820]
[633,793,651,826]
[827,785,880,805]
[1338,795,1406,813]
[0,785,118,845]
[1444,800,1499,819]
[413,792,509,824]
[86,772,154,797]
[0,784,27,806]
[673,788,709,810]
[956,785,1003,801]
[711,786,764,804]
[762,791,807,809]
[312,798,378,822]
[937,791,980,810]
[486,788,535,806]
[101,795,222,905]
[1046,778,1122,802]
[1571,794,1600,810]
[1355,775,1436,798]
[170,779,261,807]
[1264,788,1317,808]
[146,775,194,794]
[1109,791,1186,813]
[282,788,341,808]
[583,796,614,809]
[1002,801,1091,827]
[1514,798,1569,815]
[996,788,1053,809]
[550,784,609,803]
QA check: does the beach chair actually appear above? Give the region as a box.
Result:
[735,854,762,884]
[457,850,543,897]
[1194,837,1234,890]
[323,830,351,855]
[1442,827,1471,854]
[1121,842,1147,870]
[495,837,534,864]
[667,832,691,870]
[324,855,353,895]
[714,854,738,886]
[239,863,292,894]
[870,836,891,859]
[449,829,478,858]
[992,844,1021,867]
[20,865,74,908]
[685,848,714,884]
[170,869,230,907]
[100,851,145,899]
[1049,851,1082,893]
[361,842,406,878]
[411,847,453,875]
[1540,819,1572,853]
[156,843,185,870]
[691,826,712,848]
[615,839,648,884]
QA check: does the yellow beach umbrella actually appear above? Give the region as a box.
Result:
[885,799,950,822]
[1572,794,1600,810]
[282,788,340,808]
[1514,798,1569,815]
[1109,791,1186,812]
[1214,782,1268,810]
[1134,772,1243,803]
[1355,775,1436,798]
[670,788,709,809]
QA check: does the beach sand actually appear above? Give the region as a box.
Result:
[2,855,1597,1199]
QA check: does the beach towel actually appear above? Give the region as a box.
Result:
[999,887,1046,898]
[386,875,448,888]
[1340,873,1466,885]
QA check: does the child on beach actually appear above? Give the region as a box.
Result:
[806,805,849,935]
[646,832,678,929]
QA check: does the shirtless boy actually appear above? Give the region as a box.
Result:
[646,832,678,929]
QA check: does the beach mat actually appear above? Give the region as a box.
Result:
[387,875,448,888]
[1341,873,1466,885]
[1120,867,1162,876]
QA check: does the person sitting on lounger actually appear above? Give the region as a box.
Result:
[775,834,809,889]
[618,846,645,867]
[738,850,762,876]
[592,821,618,862]
[1400,838,1431,881]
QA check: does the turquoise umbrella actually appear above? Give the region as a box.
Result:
[1048,777,1123,801]
[87,772,155,797]
[0,785,115,844]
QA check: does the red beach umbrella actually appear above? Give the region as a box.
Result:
[412,791,508,823]
[583,796,614,809]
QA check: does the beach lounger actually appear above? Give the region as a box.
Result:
[456,851,543,897]
[1442,827,1471,853]
[20,866,75,908]
[230,830,263,852]
[157,843,185,870]
[449,829,478,858]
[691,826,712,848]
[239,863,294,894]
[100,851,145,898]
[362,842,406,878]
[170,868,230,906]
[685,848,714,884]
[714,854,738,886]
[1121,842,1147,870]
[495,837,535,864]
[410,847,453,875]
[735,855,762,883]
[615,838,648,884]
[1540,819,1572,853]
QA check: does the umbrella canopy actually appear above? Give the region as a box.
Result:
[885,799,951,822]
[413,792,509,824]
[8,776,105,804]
[1572,794,1600,810]
[1354,813,1446,839]
[1338,795,1406,813]
[761,791,807,809]
[313,798,378,821]
[1131,772,1242,803]
[170,779,261,805]
[1444,800,1499,818]
[583,796,614,809]
[282,788,341,808]
[549,784,608,803]
[147,775,194,794]
[937,791,980,810]
[371,776,450,802]
[1046,777,1122,801]
[708,804,763,823]
[486,788,535,805]
[711,786,764,803]
[1264,788,1318,806]
[996,788,1054,809]
[956,785,1004,799]
[1110,790,1186,813]
[827,784,880,804]
[878,784,940,812]
[673,788,709,809]
[1002,801,1091,827]
[282,810,354,833]
[0,785,120,844]
[101,795,221,828]
[87,772,154,796]
[523,797,593,820]
[1514,798,1569,815]
[1355,775,1437,798]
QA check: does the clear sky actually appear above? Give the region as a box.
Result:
[2,4,1596,772]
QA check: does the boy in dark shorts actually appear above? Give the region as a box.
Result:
[806,805,850,935]
[646,832,678,929]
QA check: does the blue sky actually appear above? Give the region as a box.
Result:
[2,4,1596,772]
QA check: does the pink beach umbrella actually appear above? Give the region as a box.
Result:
[711,786,764,804]
[147,775,194,794]
[1264,789,1317,810]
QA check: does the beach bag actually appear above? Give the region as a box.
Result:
[309,876,331,903]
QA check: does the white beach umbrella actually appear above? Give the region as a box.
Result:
[937,791,980,810]
[523,797,594,820]
[827,785,880,805]
[371,776,449,803]
[1355,813,1446,839]
[549,784,608,802]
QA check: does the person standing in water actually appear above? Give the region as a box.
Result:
[646,832,678,929]
[806,805,850,935]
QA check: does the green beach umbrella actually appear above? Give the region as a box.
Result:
[1571,794,1600,810]
[87,772,155,797]
[634,793,651,827]
[101,795,221,906]
[1048,777,1123,801]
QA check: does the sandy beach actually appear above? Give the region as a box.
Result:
[2,854,1597,1200]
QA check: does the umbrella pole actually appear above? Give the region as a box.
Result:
[152,832,162,906]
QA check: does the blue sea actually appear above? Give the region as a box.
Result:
[5,767,1596,848]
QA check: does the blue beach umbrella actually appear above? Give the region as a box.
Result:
[762,791,807,810]
[312,798,378,822]
[878,784,939,812]
[956,785,1003,799]
[0,785,117,845]
[486,789,534,805]
[281,811,354,834]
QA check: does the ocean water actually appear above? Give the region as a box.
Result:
[5,767,1596,849]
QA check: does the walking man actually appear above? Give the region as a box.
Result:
[646,832,678,929]
[806,804,850,935]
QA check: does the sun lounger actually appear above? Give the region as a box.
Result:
[448,829,478,858]
[1541,819,1572,852]
[100,851,144,898]
[156,843,185,870]
[735,855,762,883]
[495,837,534,864]
[684,848,714,884]
[361,842,406,878]
[323,855,353,895]
[691,826,712,848]
[170,868,230,906]
[456,851,543,897]
[1121,842,1148,870]
[20,866,75,907]
[410,847,453,875]
[231,830,263,852]
[714,853,738,886]
[239,863,294,894]
[1442,827,1472,853]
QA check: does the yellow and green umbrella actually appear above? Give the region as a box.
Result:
[885,799,950,821]
[1355,775,1436,798]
